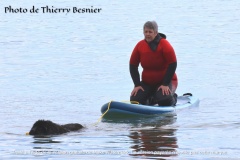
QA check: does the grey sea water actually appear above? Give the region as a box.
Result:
[0,0,240,159]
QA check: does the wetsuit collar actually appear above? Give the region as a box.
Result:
[147,33,165,51]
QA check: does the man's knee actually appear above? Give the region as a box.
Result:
[130,97,147,105]
[130,89,147,104]
[157,96,173,106]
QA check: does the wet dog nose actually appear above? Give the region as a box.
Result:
[29,127,36,135]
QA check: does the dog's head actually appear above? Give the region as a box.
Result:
[29,120,67,135]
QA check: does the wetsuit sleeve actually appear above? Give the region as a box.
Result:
[129,64,141,87]
[129,43,140,66]
[162,62,177,86]
[161,39,177,86]
[129,43,141,87]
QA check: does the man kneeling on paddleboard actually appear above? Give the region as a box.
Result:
[129,21,178,106]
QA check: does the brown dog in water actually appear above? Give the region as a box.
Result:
[28,120,83,135]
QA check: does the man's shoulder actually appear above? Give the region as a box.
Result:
[136,39,147,46]
[159,38,171,46]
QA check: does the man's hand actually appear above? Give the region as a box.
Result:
[157,85,171,95]
[131,86,144,96]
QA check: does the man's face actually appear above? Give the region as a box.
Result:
[143,28,157,42]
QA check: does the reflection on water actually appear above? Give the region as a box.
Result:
[129,128,178,158]
[130,115,177,159]
[103,114,178,159]
[32,136,62,144]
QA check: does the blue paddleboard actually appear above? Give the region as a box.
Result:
[101,93,199,117]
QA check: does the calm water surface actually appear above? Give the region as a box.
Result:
[0,0,240,159]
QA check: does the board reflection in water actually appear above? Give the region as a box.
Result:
[103,113,178,158]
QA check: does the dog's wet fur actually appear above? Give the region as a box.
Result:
[29,120,83,135]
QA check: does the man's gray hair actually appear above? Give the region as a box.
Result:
[143,21,158,32]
